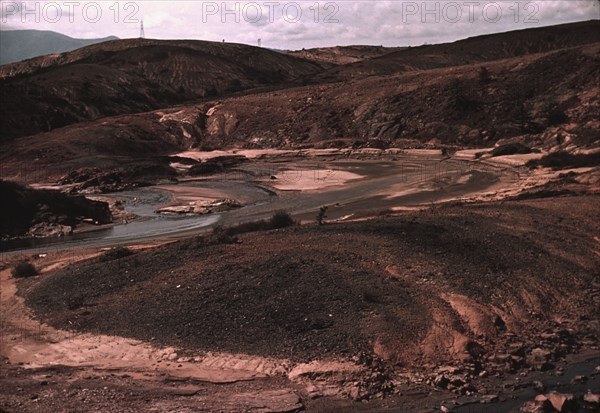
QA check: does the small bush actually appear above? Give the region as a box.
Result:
[526,151,600,170]
[100,246,135,261]
[478,66,492,84]
[220,211,296,237]
[12,261,38,278]
[269,210,296,229]
[490,143,533,157]
[316,206,328,225]
[546,107,568,126]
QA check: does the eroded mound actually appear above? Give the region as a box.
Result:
[21,196,600,367]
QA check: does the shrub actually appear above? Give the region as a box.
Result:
[269,210,296,229]
[218,211,296,237]
[546,107,568,126]
[490,143,533,157]
[526,151,600,170]
[316,206,328,225]
[478,66,492,84]
[12,261,38,278]
[100,246,135,261]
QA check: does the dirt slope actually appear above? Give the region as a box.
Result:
[286,45,405,65]
[3,43,597,184]
[21,196,600,369]
[315,20,600,82]
[0,38,327,140]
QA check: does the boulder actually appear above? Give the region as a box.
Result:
[546,391,577,413]
[520,395,553,413]
[527,348,553,371]
[583,391,600,407]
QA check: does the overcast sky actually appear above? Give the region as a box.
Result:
[1,0,598,49]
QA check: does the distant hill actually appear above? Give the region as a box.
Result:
[316,20,600,81]
[1,20,598,184]
[0,29,119,65]
[0,38,328,140]
[286,45,406,65]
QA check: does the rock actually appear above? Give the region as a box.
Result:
[533,380,545,392]
[28,223,73,238]
[433,374,450,389]
[480,394,499,403]
[520,395,553,413]
[570,374,587,384]
[226,389,303,413]
[440,405,451,413]
[167,352,178,361]
[546,391,577,413]
[448,375,466,389]
[583,391,600,406]
[305,384,322,400]
[527,348,553,371]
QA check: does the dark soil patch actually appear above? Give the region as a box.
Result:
[20,196,600,364]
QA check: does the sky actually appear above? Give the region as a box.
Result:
[1,0,599,50]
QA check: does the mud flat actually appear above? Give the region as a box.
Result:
[2,155,515,254]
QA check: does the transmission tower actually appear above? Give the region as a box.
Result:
[140,20,145,39]
[257,38,261,48]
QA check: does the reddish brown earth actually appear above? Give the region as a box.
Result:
[3,195,599,412]
[313,20,600,82]
[19,195,600,368]
[286,45,405,65]
[2,19,600,413]
[1,21,599,186]
[0,38,327,141]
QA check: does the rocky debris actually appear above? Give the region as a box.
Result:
[521,394,554,413]
[1,180,112,239]
[60,165,177,194]
[288,355,394,401]
[28,223,72,238]
[546,391,577,413]
[533,380,546,392]
[527,348,555,371]
[479,394,499,404]
[520,391,596,413]
[428,365,478,396]
[583,391,600,408]
[188,155,249,176]
[21,196,600,406]
[156,199,241,215]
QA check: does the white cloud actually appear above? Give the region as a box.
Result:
[1,0,598,48]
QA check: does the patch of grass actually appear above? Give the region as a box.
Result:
[12,261,38,278]
[526,151,600,170]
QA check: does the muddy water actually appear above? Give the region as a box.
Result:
[1,157,516,253]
